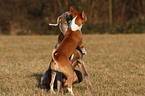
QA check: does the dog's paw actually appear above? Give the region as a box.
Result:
[68,87,74,96]
[50,89,56,94]
[82,48,87,55]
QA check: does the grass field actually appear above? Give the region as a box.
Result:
[0,34,145,96]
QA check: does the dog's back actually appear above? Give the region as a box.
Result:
[54,29,82,60]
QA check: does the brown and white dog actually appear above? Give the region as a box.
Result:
[50,6,87,95]
[41,6,92,94]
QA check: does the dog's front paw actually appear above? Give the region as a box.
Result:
[82,48,87,55]
[50,85,56,94]
[68,87,74,96]
[50,89,56,94]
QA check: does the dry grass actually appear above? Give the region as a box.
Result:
[0,34,145,96]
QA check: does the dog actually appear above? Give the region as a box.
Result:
[40,60,83,90]
[50,6,87,95]
[49,11,87,54]
[49,11,71,36]
[49,10,92,91]
[40,8,92,93]
[49,11,72,49]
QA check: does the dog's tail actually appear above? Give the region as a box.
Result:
[52,49,57,61]
[49,15,61,26]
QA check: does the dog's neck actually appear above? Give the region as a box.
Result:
[70,16,82,31]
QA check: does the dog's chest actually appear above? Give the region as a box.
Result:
[70,16,82,32]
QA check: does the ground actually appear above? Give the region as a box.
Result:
[0,34,145,96]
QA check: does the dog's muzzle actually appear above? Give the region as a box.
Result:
[66,14,73,24]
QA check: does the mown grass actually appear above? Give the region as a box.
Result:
[0,34,145,96]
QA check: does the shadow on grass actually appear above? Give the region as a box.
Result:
[30,73,88,92]
[31,73,43,88]
[30,73,90,95]
[74,85,87,90]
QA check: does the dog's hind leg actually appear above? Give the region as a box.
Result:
[78,59,92,90]
[67,76,74,96]
[61,70,74,96]
[68,86,74,96]
[56,72,63,93]
[71,60,78,69]
[50,71,56,94]
[58,60,74,96]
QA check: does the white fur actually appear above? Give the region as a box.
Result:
[70,54,74,61]
[68,86,74,96]
[82,48,87,55]
[71,16,82,31]
[50,72,56,94]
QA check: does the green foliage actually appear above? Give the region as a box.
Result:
[83,17,145,34]
[0,0,145,35]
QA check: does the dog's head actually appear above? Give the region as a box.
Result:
[70,6,87,26]
[65,12,73,24]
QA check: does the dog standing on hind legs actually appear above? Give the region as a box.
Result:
[48,10,92,91]
[40,6,92,94]
[50,6,87,95]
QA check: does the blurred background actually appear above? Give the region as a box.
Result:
[0,0,145,35]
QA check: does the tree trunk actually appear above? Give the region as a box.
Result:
[109,0,113,24]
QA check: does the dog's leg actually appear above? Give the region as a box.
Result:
[78,59,92,90]
[56,72,63,93]
[50,71,56,94]
[58,60,74,95]
[60,70,74,96]
[57,80,62,94]
[71,50,82,69]
[65,71,74,95]
[68,86,74,96]
[71,60,78,69]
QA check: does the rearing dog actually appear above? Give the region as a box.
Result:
[48,10,92,91]
[40,10,92,93]
[50,6,87,95]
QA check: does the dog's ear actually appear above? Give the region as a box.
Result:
[70,6,76,18]
[81,11,87,22]
[81,11,85,19]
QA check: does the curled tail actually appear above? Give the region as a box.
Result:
[52,49,57,61]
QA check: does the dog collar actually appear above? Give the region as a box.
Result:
[70,16,82,31]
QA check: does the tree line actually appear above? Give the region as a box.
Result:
[0,0,145,35]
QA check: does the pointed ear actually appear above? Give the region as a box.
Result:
[81,11,85,19]
[70,6,74,12]
[70,6,76,17]
[82,11,87,22]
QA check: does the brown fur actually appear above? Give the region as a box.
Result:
[50,6,87,95]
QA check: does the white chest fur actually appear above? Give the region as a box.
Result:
[70,16,82,31]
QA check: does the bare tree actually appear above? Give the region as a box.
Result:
[109,0,113,24]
